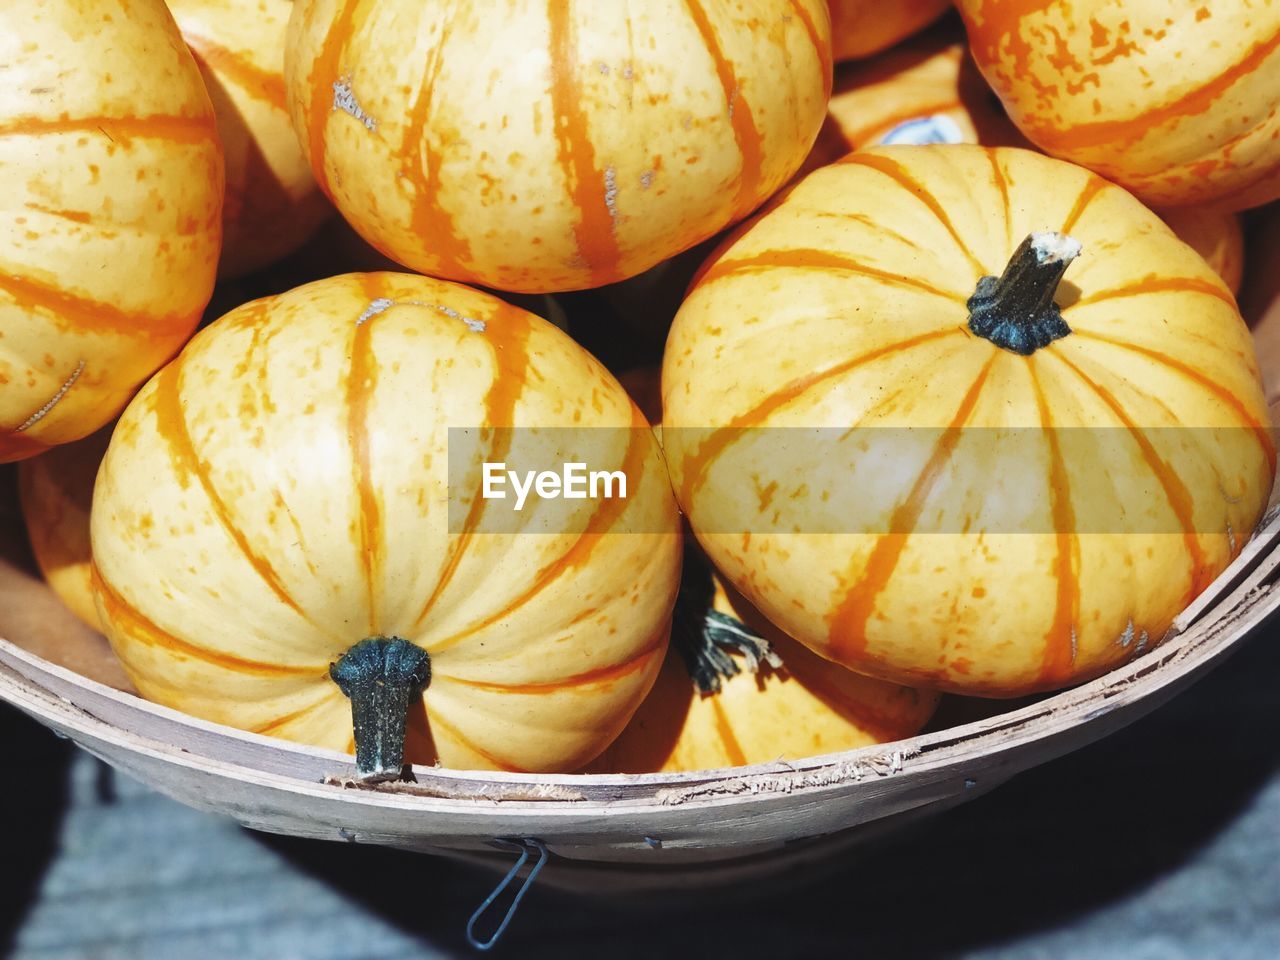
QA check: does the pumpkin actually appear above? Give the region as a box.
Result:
[91,272,682,776]
[956,1,1280,210]
[802,25,1246,294]
[587,543,939,773]
[810,26,1026,170]
[169,0,331,278]
[17,428,111,633]
[828,0,952,62]
[283,0,832,293]
[662,144,1274,696]
[1159,207,1245,297]
[0,0,223,463]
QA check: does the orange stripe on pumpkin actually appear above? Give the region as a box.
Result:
[1052,353,1210,605]
[0,272,195,340]
[436,625,666,695]
[987,150,1013,251]
[0,112,215,145]
[92,565,318,677]
[428,406,652,654]
[413,303,535,628]
[838,152,986,277]
[402,12,476,282]
[697,247,967,301]
[183,32,288,111]
[547,0,622,286]
[811,211,925,253]
[1060,175,1108,234]
[347,275,385,636]
[1070,330,1277,475]
[678,326,962,504]
[683,0,765,215]
[1069,275,1236,310]
[1026,23,1280,151]
[304,0,364,197]
[827,356,995,661]
[425,710,526,772]
[22,202,92,224]
[152,361,317,628]
[1028,362,1079,686]
[787,0,833,101]
[252,694,334,735]
[708,696,748,767]
[772,642,924,742]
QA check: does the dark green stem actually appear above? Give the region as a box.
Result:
[672,546,781,695]
[330,637,431,782]
[968,231,1081,355]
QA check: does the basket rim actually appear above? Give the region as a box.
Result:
[3,505,1278,811]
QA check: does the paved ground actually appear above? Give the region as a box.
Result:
[2,617,1278,959]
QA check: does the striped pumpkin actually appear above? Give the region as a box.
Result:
[587,546,938,773]
[809,26,1026,168]
[663,145,1274,696]
[91,272,682,774]
[956,1,1280,210]
[804,26,1247,295]
[1159,207,1245,297]
[0,0,222,463]
[284,0,832,293]
[18,427,111,633]
[169,0,330,277]
[828,0,952,61]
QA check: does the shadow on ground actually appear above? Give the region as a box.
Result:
[261,614,1280,958]
[0,708,73,955]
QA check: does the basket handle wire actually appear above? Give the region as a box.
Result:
[465,837,549,951]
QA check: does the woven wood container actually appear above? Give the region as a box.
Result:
[1,323,1278,897]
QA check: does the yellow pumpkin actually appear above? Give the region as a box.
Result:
[92,272,682,776]
[802,25,1246,295]
[0,0,223,463]
[1159,207,1245,297]
[956,1,1280,210]
[587,545,939,773]
[663,145,1274,697]
[17,428,110,633]
[828,0,952,61]
[283,0,832,293]
[169,0,331,277]
[810,26,1026,169]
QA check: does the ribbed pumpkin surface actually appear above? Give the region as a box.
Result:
[17,427,110,633]
[0,0,222,462]
[169,0,330,277]
[1159,206,1245,297]
[663,144,1275,696]
[828,0,951,61]
[284,0,832,293]
[588,566,939,773]
[91,272,682,772]
[818,29,1025,157]
[956,0,1280,210]
[805,25,1246,295]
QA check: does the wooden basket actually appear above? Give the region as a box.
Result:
[3,356,1279,898]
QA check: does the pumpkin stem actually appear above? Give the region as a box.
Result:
[672,547,782,695]
[968,231,1082,355]
[330,637,431,782]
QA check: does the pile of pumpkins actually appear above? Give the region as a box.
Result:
[3,0,1278,780]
